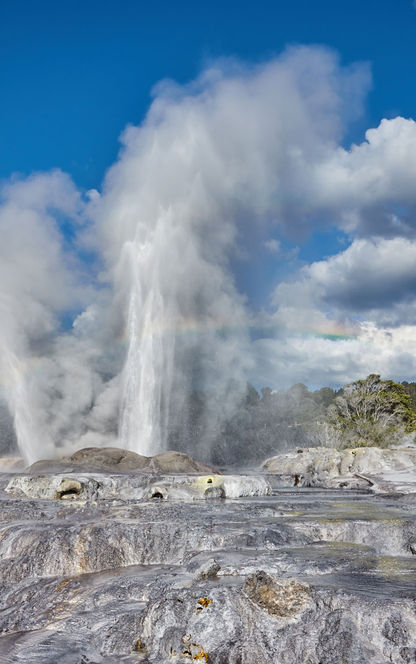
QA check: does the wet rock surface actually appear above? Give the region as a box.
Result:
[1,463,416,662]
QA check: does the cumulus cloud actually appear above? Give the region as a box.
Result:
[273,237,416,324]
[252,323,416,390]
[259,234,416,389]
[311,117,416,237]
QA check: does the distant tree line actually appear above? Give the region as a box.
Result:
[2,375,416,463]
[209,375,416,466]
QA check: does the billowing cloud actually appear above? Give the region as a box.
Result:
[274,237,416,324]
[252,323,416,390]
[312,117,416,237]
[261,234,416,389]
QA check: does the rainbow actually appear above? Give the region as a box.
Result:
[127,317,360,342]
[310,332,358,341]
[120,317,360,343]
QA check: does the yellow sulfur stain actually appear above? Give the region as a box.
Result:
[192,475,223,490]
[181,634,209,661]
[197,597,212,609]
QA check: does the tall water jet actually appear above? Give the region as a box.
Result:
[109,189,248,457]
[118,237,177,455]
[0,350,54,463]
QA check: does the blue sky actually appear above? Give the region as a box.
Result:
[1,0,415,191]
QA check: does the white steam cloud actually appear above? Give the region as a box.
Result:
[1,46,416,463]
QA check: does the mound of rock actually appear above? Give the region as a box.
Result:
[27,447,217,474]
[0,456,25,471]
[263,446,416,493]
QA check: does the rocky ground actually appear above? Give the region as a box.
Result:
[1,447,416,663]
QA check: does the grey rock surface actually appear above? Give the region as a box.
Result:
[1,460,416,662]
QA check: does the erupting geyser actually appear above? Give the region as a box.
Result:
[3,45,415,464]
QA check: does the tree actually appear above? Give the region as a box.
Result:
[245,383,260,407]
[288,383,310,401]
[312,387,336,408]
[326,374,416,448]
[401,381,416,414]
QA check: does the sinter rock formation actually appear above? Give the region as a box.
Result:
[0,446,416,662]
